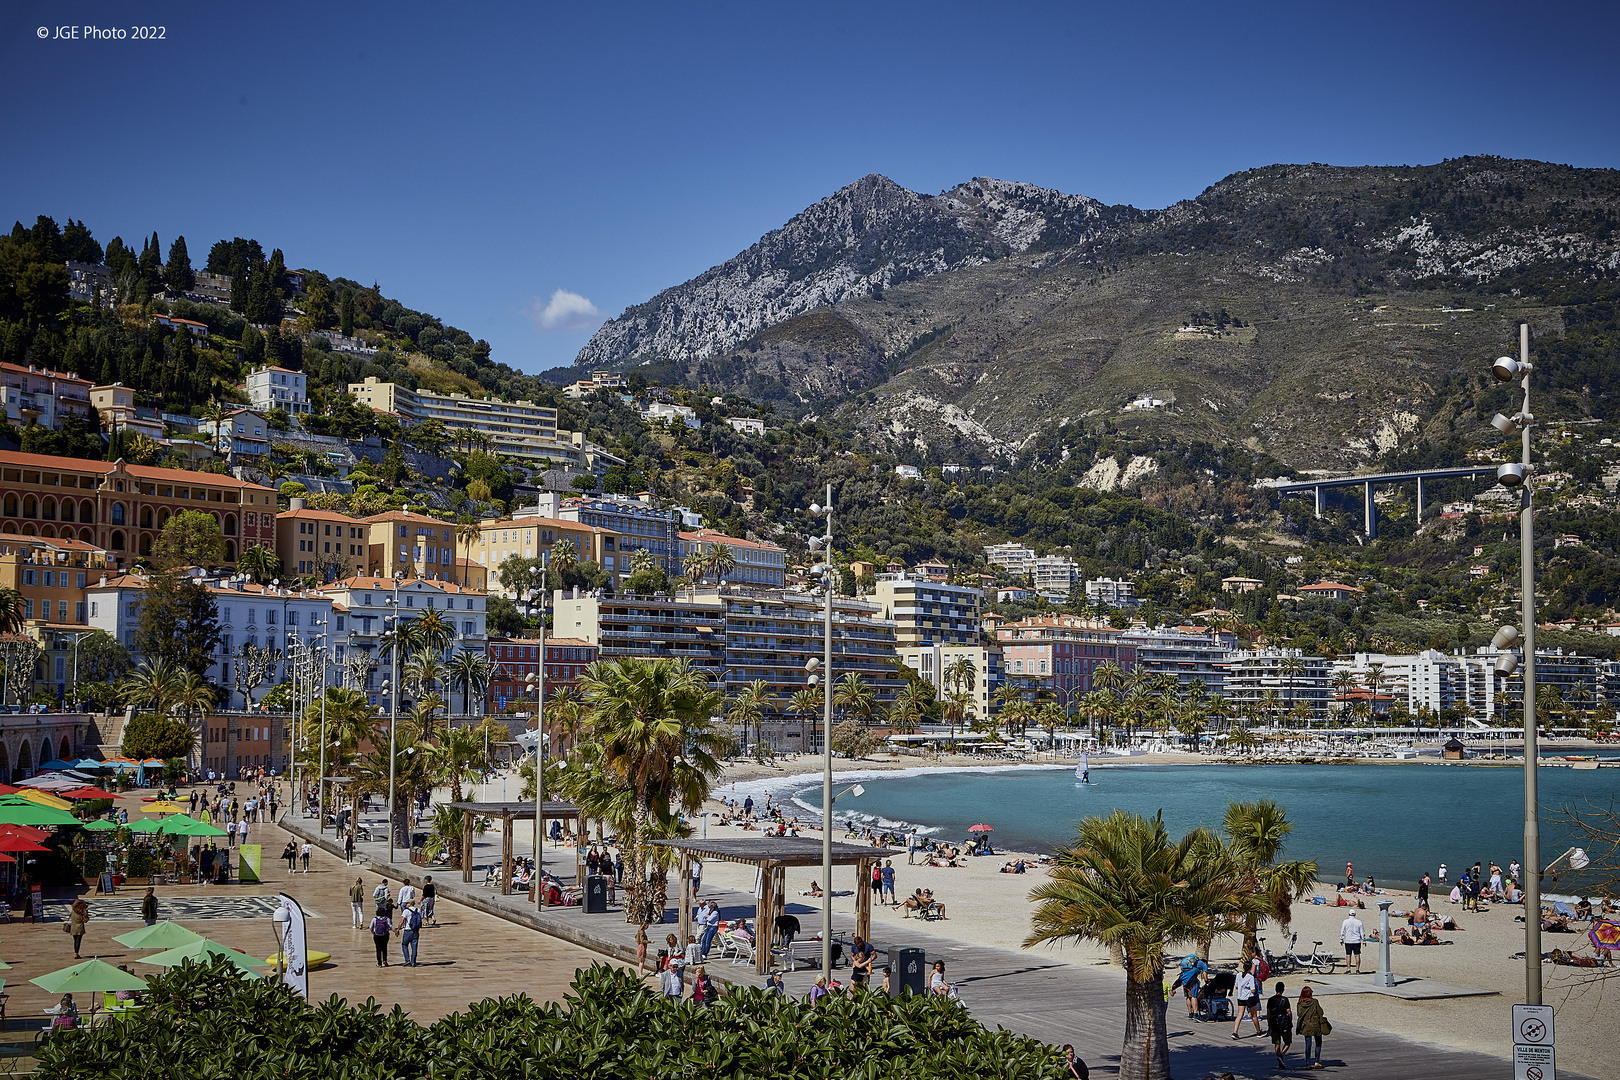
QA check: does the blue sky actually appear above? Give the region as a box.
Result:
[2,1,1617,375]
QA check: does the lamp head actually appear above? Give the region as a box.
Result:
[1491,625,1519,651]
[804,657,819,672]
[1491,412,1521,435]
[850,783,865,798]
[1496,462,1527,489]
[1495,651,1520,676]
[808,503,823,516]
[1492,356,1527,382]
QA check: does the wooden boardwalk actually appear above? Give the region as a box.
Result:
[290,815,1594,1080]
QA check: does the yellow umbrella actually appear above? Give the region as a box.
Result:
[16,789,73,811]
[141,801,185,815]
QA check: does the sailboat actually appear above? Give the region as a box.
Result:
[1075,752,1091,785]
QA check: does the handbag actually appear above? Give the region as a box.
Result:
[1320,1017,1332,1036]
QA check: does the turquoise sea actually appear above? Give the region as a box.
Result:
[751,761,1620,893]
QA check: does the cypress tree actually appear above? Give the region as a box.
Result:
[165,236,194,292]
[339,289,355,337]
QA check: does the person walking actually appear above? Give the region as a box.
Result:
[690,965,718,1006]
[140,887,158,927]
[349,877,366,928]
[660,957,684,1000]
[1296,986,1331,1068]
[636,923,651,977]
[1417,873,1430,907]
[299,842,312,873]
[282,841,297,872]
[1437,862,1447,883]
[369,909,394,967]
[398,879,418,909]
[880,859,896,905]
[344,830,355,864]
[421,876,437,926]
[66,898,90,959]
[850,935,875,986]
[907,831,917,865]
[399,901,422,966]
[764,969,786,996]
[1267,981,1294,1067]
[1231,960,1262,1038]
[373,880,393,918]
[1340,909,1365,974]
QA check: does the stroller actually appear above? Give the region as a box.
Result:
[1196,970,1235,1021]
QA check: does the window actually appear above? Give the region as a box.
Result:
[90,601,98,618]
[22,570,34,586]
[463,621,474,635]
[76,572,85,589]
[266,610,277,626]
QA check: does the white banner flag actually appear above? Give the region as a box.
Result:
[277,892,310,998]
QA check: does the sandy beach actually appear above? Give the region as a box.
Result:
[699,757,1619,1077]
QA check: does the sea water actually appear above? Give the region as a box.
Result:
[753,762,1620,893]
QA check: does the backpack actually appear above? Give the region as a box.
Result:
[370,916,391,936]
[407,908,423,932]
[1253,955,1270,983]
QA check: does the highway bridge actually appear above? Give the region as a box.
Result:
[1258,465,1501,539]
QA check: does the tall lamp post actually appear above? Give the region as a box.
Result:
[385,577,403,863]
[526,552,550,910]
[807,484,835,974]
[1487,323,1541,1005]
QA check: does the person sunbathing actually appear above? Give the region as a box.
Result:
[902,890,925,918]
[806,881,823,897]
[1541,911,1571,932]
[921,890,945,918]
[1549,948,1603,967]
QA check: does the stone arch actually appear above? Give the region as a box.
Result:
[110,530,125,551]
[225,539,237,562]
[80,500,95,524]
[59,736,71,762]
[2,493,14,516]
[42,497,56,521]
[41,525,56,538]
[21,523,35,536]
[78,527,93,543]
[156,509,169,530]
[110,502,125,525]
[15,740,32,778]
[1,523,14,534]
[0,741,10,783]
[223,513,237,537]
[22,495,36,518]
[139,506,152,529]
[138,534,153,556]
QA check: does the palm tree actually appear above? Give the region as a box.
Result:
[1093,661,1126,700]
[435,724,489,804]
[408,692,447,745]
[706,544,736,584]
[456,520,482,587]
[549,537,579,574]
[446,649,493,720]
[891,679,935,735]
[404,651,445,704]
[834,672,878,726]
[788,686,822,728]
[1279,653,1305,718]
[0,590,23,635]
[944,654,976,703]
[237,545,280,585]
[682,548,711,588]
[410,608,455,655]
[1221,800,1320,959]
[1026,810,1267,1080]
[1122,684,1151,745]
[726,679,774,755]
[1082,688,1116,744]
[1332,669,1357,725]
[176,671,216,745]
[581,657,725,923]
[120,659,184,715]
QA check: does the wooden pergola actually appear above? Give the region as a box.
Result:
[651,837,898,975]
[446,801,583,894]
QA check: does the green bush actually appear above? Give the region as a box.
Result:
[78,850,107,878]
[36,960,1066,1079]
[126,849,154,878]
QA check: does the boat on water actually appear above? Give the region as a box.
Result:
[1075,754,1091,784]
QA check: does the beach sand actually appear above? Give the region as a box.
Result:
[700,760,1619,1076]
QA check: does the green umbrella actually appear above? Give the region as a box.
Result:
[113,922,201,949]
[82,820,119,832]
[30,958,147,995]
[127,819,161,833]
[181,820,227,837]
[139,938,265,974]
[0,803,80,827]
[153,814,204,835]
[0,957,13,970]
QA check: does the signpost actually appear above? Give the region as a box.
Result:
[1513,1004,1554,1080]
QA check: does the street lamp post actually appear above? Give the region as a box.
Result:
[526,559,550,911]
[67,631,91,712]
[385,578,403,863]
[1488,323,1541,1005]
[807,484,834,974]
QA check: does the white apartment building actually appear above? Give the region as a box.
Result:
[1223,648,1334,721]
[349,377,619,470]
[678,529,786,588]
[1085,577,1137,607]
[1032,555,1080,593]
[984,543,1035,575]
[870,571,982,647]
[317,575,488,713]
[898,643,1003,719]
[726,417,765,436]
[247,366,310,415]
[642,401,700,429]
[0,363,93,431]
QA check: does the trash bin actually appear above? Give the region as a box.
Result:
[894,947,926,996]
[584,875,608,913]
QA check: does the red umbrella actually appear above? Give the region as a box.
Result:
[967,823,994,832]
[0,838,50,853]
[0,853,16,863]
[0,824,50,841]
[61,787,119,801]
[0,784,20,796]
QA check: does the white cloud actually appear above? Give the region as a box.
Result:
[527,289,604,333]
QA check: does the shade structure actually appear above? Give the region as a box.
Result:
[0,824,51,841]
[0,802,80,827]
[30,958,148,995]
[15,790,73,811]
[141,801,185,815]
[140,938,266,973]
[127,818,161,833]
[61,787,119,801]
[0,837,49,854]
[0,784,18,796]
[154,815,222,836]
[180,819,227,837]
[1590,921,1620,950]
[38,760,74,771]
[72,759,104,769]
[0,853,17,863]
[0,956,13,970]
[113,922,202,949]
[967,823,994,832]
[18,775,87,791]
[81,820,119,832]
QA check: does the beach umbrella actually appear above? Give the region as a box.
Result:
[61,787,119,801]
[154,815,208,835]
[140,759,164,768]
[18,775,85,791]
[1589,921,1620,950]
[81,820,119,832]
[114,922,202,949]
[127,818,161,833]
[139,938,266,974]
[0,802,80,827]
[967,823,994,832]
[72,759,104,770]
[141,801,185,815]
[0,784,19,796]
[0,837,49,854]
[0,823,50,840]
[38,760,74,772]
[180,819,227,837]
[15,790,73,811]
[30,958,147,995]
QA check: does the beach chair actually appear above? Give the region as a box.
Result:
[730,935,756,967]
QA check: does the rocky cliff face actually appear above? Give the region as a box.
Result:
[574,175,1136,370]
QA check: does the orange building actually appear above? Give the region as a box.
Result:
[0,450,276,568]
[274,504,369,581]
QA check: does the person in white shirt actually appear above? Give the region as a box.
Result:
[398,880,418,908]
[1340,911,1365,973]
[1230,960,1262,1038]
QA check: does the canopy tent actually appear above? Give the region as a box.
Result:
[154,815,215,836]
[72,759,105,770]
[17,775,89,791]
[650,836,900,974]
[141,801,185,815]
[38,760,75,772]
[114,922,202,949]
[127,819,161,834]
[0,837,50,854]
[15,790,73,811]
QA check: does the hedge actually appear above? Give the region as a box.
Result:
[37,959,1068,1079]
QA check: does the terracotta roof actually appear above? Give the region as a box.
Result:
[3,536,108,553]
[277,507,357,521]
[1301,582,1363,593]
[320,575,486,595]
[0,363,91,385]
[678,529,783,551]
[361,510,447,526]
[0,451,273,491]
[87,573,150,590]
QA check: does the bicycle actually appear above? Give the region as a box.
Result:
[1258,936,1298,976]
[1293,938,1338,975]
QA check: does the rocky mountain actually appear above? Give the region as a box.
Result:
[572,158,1620,471]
